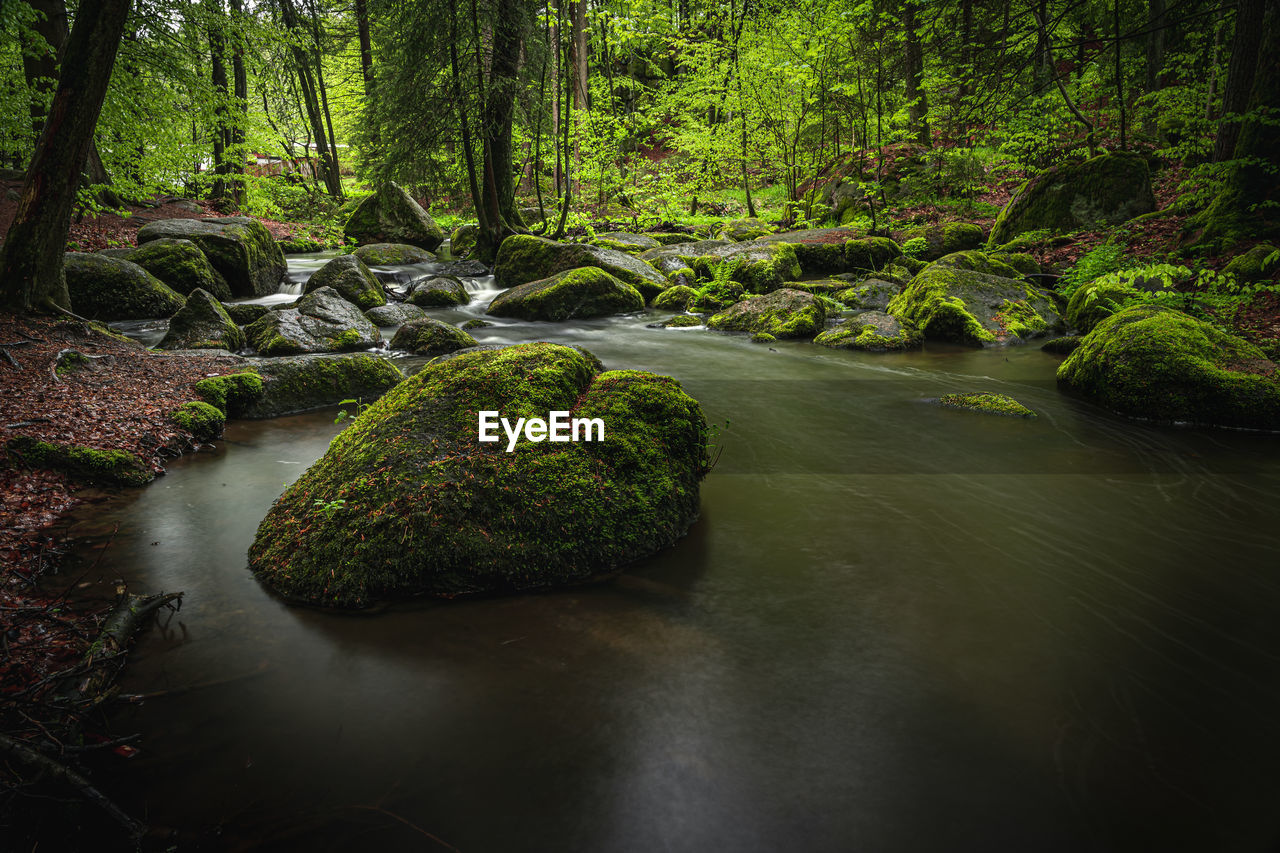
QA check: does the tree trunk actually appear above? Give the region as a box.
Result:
[209,2,229,201]
[230,0,248,205]
[1212,0,1265,163]
[1114,0,1126,150]
[1144,0,1166,94]
[478,0,524,258]
[20,0,67,146]
[0,0,133,313]
[355,0,374,92]
[279,0,342,197]
[902,1,930,146]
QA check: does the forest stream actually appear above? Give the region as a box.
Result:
[61,255,1280,851]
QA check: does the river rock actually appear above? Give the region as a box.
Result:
[407,275,468,307]
[247,342,709,607]
[241,354,404,419]
[128,237,232,300]
[136,217,286,298]
[714,218,774,241]
[244,286,382,356]
[814,311,922,351]
[707,288,827,338]
[1057,304,1280,429]
[304,254,387,309]
[904,222,985,261]
[835,278,899,310]
[365,302,428,326]
[450,224,478,258]
[937,393,1037,417]
[652,284,699,311]
[592,232,661,253]
[494,235,668,301]
[390,317,478,355]
[988,152,1156,245]
[223,302,271,326]
[886,252,1061,346]
[1064,267,1186,333]
[344,182,445,251]
[437,260,489,278]
[642,241,802,293]
[755,228,867,273]
[353,243,437,266]
[157,288,245,350]
[640,241,733,277]
[63,252,185,320]
[487,267,644,321]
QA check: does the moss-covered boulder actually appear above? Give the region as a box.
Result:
[756,228,866,273]
[708,289,826,338]
[834,278,899,311]
[365,302,428,326]
[353,243,437,266]
[129,237,232,300]
[814,311,922,351]
[450,224,478,258]
[591,232,661,253]
[247,342,709,607]
[487,267,644,321]
[652,284,699,311]
[1057,305,1280,428]
[904,222,985,261]
[63,252,185,320]
[640,241,734,277]
[171,401,226,440]
[242,354,404,419]
[390,317,478,355]
[195,370,264,416]
[678,242,802,293]
[1223,244,1279,283]
[5,436,152,486]
[223,302,271,326]
[461,318,491,330]
[343,183,445,251]
[715,218,774,241]
[244,287,382,356]
[1041,335,1083,354]
[494,235,668,300]
[782,278,848,296]
[158,288,246,351]
[937,393,1037,418]
[304,254,387,310]
[656,314,702,328]
[989,152,1156,245]
[992,251,1041,276]
[406,275,468,307]
[843,237,903,273]
[887,257,1062,346]
[278,237,323,254]
[1064,266,1185,333]
[136,217,286,297]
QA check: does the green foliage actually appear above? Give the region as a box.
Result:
[1059,243,1130,298]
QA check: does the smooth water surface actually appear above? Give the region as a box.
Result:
[72,259,1280,852]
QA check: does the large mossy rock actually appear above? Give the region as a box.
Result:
[707,289,827,338]
[1057,304,1280,429]
[715,218,774,241]
[1223,244,1279,283]
[390,317,478,355]
[1064,267,1186,333]
[591,232,661,253]
[247,342,709,607]
[988,152,1156,245]
[640,241,802,293]
[365,302,428,326]
[835,278,899,310]
[639,240,733,277]
[353,243,437,266]
[158,288,245,350]
[244,286,382,356]
[136,217,286,297]
[63,252,185,320]
[494,235,668,300]
[756,228,866,273]
[814,311,922,351]
[487,267,644,321]
[129,238,231,300]
[887,254,1061,346]
[241,354,404,419]
[343,182,445,251]
[406,275,468,307]
[905,222,985,261]
[304,254,387,310]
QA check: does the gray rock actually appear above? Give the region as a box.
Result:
[129,237,232,300]
[365,302,428,326]
[244,286,382,356]
[344,182,445,251]
[304,254,387,310]
[494,235,668,301]
[390,317,478,355]
[63,252,185,320]
[158,288,246,350]
[136,217,285,297]
[406,275,468,307]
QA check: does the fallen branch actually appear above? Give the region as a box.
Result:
[66,591,183,707]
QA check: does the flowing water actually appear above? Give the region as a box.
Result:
[73,256,1280,851]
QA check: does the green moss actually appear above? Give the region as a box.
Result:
[171,401,226,440]
[461,318,492,330]
[194,371,265,417]
[240,355,404,418]
[487,267,644,321]
[905,222,985,260]
[246,343,709,607]
[653,284,698,310]
[937,393,1037,418]
[353,243,436,266]
[1222,244,1279,283]
[707,289,826,338]
[278,237,324,254]
[750,332,776,343]
[63,253,186,320]
[305,255,387,310]
[1065,278,1141,333]
[844,237,902,272]
[5,436,152,486]
[223,302,270,325]
[887,261,1060,346]
[992,252,1041,276]
[661,314,703,328]
[687,243,802,293]
[1041,335,1083,354]
[813,312,923,351]
[494,235,667,297]
[1057,304,1280,429]
[390,318,478,355]
[129,238,232,300]
[407,276,468,307]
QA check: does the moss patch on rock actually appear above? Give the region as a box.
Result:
[304,254,387,310]
[5,436,152,486]
[1222,244,1279,283]
[223,302,271,325]
[1041,335,1083,354]
[170,400,226,440]
[652,284,699,310]
[494,235,668,300]
[1057,304,1280,429]
[406,275,468,307]
[129,237,232,301]
[814,311,922,351]
[158,288,246,350]
[244,287,382,356]
[708,289,827,338]
[194,370,264,416]
[353,243,437,266]
[937,393,1037,418]
[487,267,644,321]
[64,252,186,321]
[904,222,985,261]
[390,317,478,355]
[343,182,445,250]
[240,354,405,419]
[136,217,286,298]
[246,342,709,607]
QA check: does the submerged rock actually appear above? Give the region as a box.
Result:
[158,288,245,351]
[344,182,445,250]
[814,311,922,351]
[304,254,387,310]
[64,252,185,320]
[487,267,644,321]
[353,242,437,266]
[707,289,827,338]
[937,393,1037,418]
[1057,304,1280,429]
[494,235,668,300]
[129,237,232,300]
[390,317,478,355]
[244,286,382,356]
[247,342,709,607]
[652,284,699,311]
[988,152,1156,245]
[136,216,286,297]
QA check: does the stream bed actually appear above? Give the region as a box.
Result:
[74,257,1280,851]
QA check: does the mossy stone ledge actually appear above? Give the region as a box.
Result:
[5,436,153,486]
[494,235,668,301]
[247,342,710,607]
[937,393,1037,418]
[63,252,186,321]
[707,289,827,338]
[353,243,437,266]
[487,267,644,321]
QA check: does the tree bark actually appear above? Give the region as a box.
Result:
[208,1,229,201]
[1212,0,1265,163]
[279,0,342,196]
[355,0,374,92]
[478,0,524,257]
[1144,0,1166,94]
[0,0,133,313]
[230,0,248,205]
[902,1,930,146]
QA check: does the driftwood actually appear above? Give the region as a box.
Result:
[69,591,183,706]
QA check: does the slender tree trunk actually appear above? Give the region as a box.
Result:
[1031,0,1049,93]
[1212,0,1265,163]
[1144,0,1166,94]
[355,0,374,92]
[478,0,524,256]
[551,0,562,195]
[449,4,486,236]
[208,0,229,200]
[0,0,133,313]
[902,1,929,146]
[1114,0,1126,150]
[230,0,248,205]
[20,0,67,147]
[1205,5,1225,121]
[279,0,341,196]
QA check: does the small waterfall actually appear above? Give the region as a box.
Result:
[279,281,304,296]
